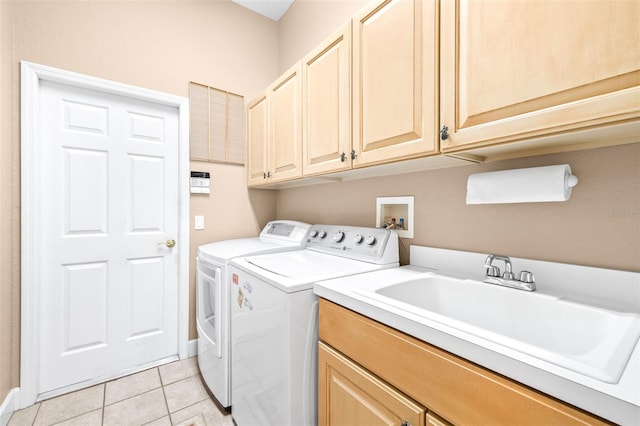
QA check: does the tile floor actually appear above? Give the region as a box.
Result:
[8,357,235,426]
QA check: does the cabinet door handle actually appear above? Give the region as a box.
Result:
[400,421,410,426]
[440,125,449,140]
[263,172,266,179]
[267,171,272,178]
[340,152,346,162]
[350,149,357,160]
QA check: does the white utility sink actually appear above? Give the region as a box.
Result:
[356,272,640,384]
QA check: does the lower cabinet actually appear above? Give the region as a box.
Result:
[319,341,429,426]
[318,299,609,426]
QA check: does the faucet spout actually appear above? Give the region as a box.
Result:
[483,254,535,291]
[484,254,513,279]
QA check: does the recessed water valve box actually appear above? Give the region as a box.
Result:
[376,196,414,238]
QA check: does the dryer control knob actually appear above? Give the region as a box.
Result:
[365,235,377,245]
[353,233,363,244]
[309,230,318,238]
[318,230,327,238]
[332,231,345,243]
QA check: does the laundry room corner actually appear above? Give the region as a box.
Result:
[189,162,277,340]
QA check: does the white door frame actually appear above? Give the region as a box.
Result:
[20,61,190,408]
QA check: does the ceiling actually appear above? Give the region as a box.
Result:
[230,0,295,21]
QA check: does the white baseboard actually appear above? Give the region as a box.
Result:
[0,388,19,426]
[188,338,198,358]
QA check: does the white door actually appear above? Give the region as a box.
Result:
[37,79,180,393]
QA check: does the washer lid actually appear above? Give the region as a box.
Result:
[246,250,379,279]
[198,238,302,263]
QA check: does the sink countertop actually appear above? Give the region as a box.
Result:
[313,247,640,425]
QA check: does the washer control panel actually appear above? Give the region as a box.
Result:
[306,225,394,262]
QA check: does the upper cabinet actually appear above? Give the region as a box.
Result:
[248,0,639,188]
[302,0,439,178]
[302,22,353,177]
[247,63,303,187]
[246,91,269,187]
[352,0,439,167]
[270,62,303,183]
[439,0,640,152]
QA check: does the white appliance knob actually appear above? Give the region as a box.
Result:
[332,231,345,243]
[310,230,318,238]
[318,230,327,238]
[353,233,363,244]
[365,235,376,245]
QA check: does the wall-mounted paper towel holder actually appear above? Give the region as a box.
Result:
[466,164,579,204]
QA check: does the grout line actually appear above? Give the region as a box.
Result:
[158,365,166,388]
[102,382,106,426]
[48,408,102,426]
[159,367,172,424]
[30,402,42,426]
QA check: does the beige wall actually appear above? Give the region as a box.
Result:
[277,0,367,73]
[0,0,279,403]
[277,143,640,271]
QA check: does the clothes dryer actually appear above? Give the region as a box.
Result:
[196,220,311,408]
[230,225,399,426]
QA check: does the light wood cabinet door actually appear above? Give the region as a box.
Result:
[319,341,426,426]
[302,22,352,177]
[246,91,269,187]
[319,299,609,426]
[352,0,439,168]
[440,0,640,152]
[269,62,303,183]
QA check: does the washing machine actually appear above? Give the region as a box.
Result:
[196,220,311,409]
[229,225,399,426]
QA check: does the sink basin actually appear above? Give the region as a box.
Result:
[356,273,640,383]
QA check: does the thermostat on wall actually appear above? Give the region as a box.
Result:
[190,171,210,194]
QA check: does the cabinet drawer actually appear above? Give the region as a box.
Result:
[319,299,609,425]
[319,342,425,426]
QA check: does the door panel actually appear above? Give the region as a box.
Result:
[247,92,268,186]
[318,342,426,426]
[64,148,108,234]
[129,155,165,232]
[39,80,179,393]
[127,257,164,339]
[352,0,438,167]
[302,22,352,176]
[440,0,640,150]
[62,262,108,353]
[269,63,303,183]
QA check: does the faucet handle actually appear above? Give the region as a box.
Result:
[486,265,501,277]
[503,271,515,280]
[518,270,535,284]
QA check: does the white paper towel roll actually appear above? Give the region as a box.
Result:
[466,164,578,204]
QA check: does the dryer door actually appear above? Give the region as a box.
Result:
[196,258,222,358]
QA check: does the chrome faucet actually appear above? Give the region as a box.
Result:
[483,254,536,291]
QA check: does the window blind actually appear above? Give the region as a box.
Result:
[189,82,244,164]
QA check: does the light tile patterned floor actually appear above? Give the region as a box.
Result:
[8,357,234,426]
